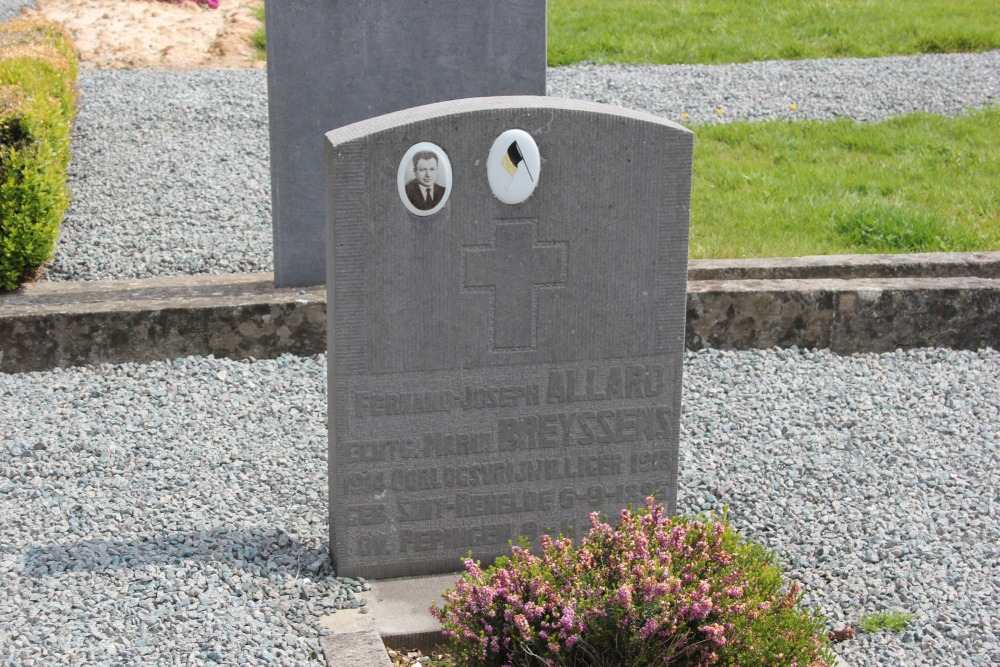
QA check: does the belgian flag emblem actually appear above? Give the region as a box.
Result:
[488,130,540,204]
[500,140,534,187]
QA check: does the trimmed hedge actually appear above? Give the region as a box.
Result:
[0,19,77,291]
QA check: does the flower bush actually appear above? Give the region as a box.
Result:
[432,499,835,667]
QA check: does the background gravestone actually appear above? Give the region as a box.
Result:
[266,0,546,287]
[326,96,693,579]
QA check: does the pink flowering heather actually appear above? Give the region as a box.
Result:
[432,498,835,667]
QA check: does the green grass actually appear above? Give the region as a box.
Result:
[548,0,1000,65]
[689,107,1000,258]
[247,3,998,259]
[859,610,917,633]
[250,3,265,60]
[250,1,999,67]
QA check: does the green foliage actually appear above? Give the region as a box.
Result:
[433,500,835,667]
[690,108,1000,258]
[832,198,981,253]
[0,21,77,119]
[251,3,266,59]
[548,0,1000,66]
[859,610,916,634]
[0,19,77,291]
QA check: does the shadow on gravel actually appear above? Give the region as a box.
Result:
[22,526,336,581]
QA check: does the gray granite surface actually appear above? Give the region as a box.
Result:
[324,96,690,578]
[266,0,546,286]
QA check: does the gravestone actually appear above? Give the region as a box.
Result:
[325,96,693,579]
[266,0,546,287]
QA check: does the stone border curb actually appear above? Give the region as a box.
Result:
[319,629,394,667]
[688,251,1000,281]
[687,276,1000,353]
[2,253,998,373]
[0,273,324,373]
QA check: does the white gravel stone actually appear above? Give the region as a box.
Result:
[0,0,33,21]
[1,348,997,665]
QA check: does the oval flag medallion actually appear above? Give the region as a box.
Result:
[488,129,540,205]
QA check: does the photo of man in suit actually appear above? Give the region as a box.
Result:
[404,151,447,211]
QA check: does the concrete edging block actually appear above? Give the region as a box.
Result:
[0,273,325,372]
[2,260,998,374]
[689,251,1000,281]
[319,574,457,656]
[319,629,393,667]
[687,276,1000,352]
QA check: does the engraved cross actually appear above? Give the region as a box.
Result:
[464,220,567,350]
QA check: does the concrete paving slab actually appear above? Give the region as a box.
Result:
[320,629,393,667]
[319,573,459,655]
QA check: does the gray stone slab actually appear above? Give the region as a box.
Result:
[319,629,393,667]
[266,0,546,287]
[324,96,693,578]
[319,573,457,655]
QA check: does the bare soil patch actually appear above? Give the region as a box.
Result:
[22,0,263,69]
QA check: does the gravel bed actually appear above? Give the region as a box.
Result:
[45,51,1000,282]
[547,51,1000,124]
[0,0,33,22]
[1,348,997,666]
[49,71,273,283]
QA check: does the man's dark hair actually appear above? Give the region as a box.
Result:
[411,151,439,170]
